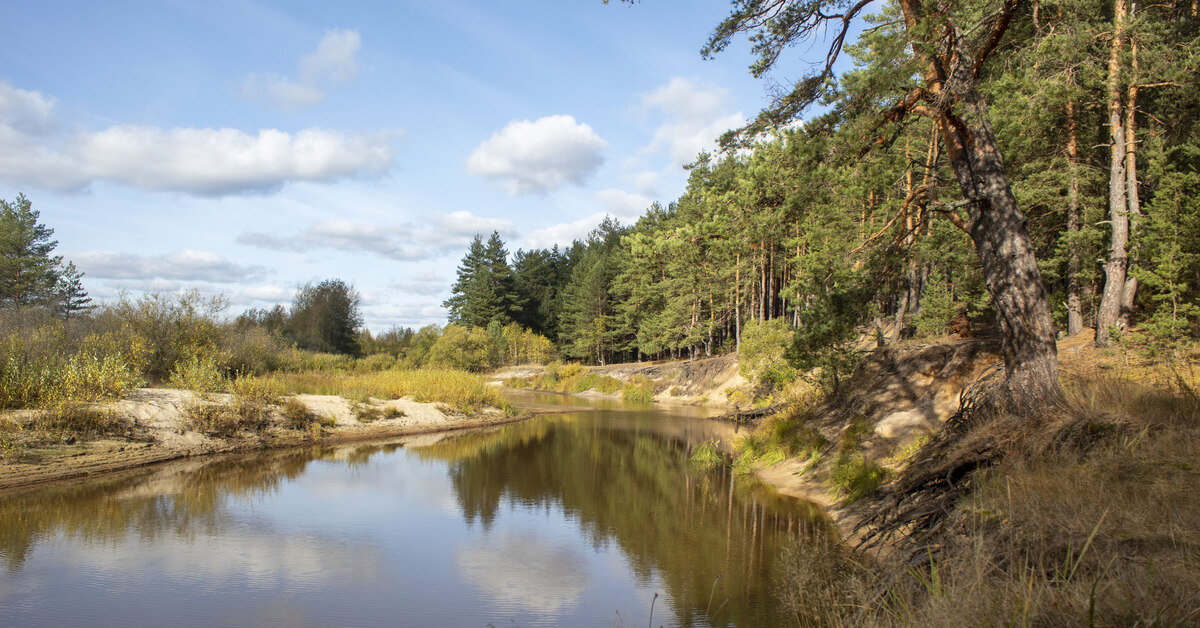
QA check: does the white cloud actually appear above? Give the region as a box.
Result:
[0,82,398,195]
[457,531,590,615]
[239,220,419,259]
[594,188,651,221]
[524,212,614,250]
[639,77,745,167]
[298,29,361,85]
[627,77,745,195]
[241,29,361,111]
[72,249,265,283]
[236,284,293,303]
[466,115,607,195]
[423,210,517,247]
[237,211,515,261]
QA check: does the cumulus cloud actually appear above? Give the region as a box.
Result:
[241,29,361,111]
[235,284,294,303]
[628,77,745,195]
[0,81,397,195]
[594,188,651,221]
[423,210,517,247]
[72,249,265,283]
[524,212,615,250]
[237,211,515,261]
[466,115,607,195]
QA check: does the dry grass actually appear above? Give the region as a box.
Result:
[777,370,1200,626]
[266,368,513,415]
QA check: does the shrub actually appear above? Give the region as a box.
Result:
[503,376,529,388]
[0,417,22,459]
[58,353,145,402]
[281,398,321,429]
[186,401,241,437]
[354,402,405,423]
[595,376,622,394]
[169,353,227,393]
[560,372,598,393]
[427,325,491,371]
[621,375,656,403]
[740,318,797,392]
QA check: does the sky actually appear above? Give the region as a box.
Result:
[0,0,817,332]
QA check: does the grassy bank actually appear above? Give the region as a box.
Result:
[751,357,1200,626]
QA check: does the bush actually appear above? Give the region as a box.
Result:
[621,375,656,403]
[426,325,491,371]
[503,376,529,388]
[595,376,622,394]
[58,353,145,402]
[740,318,797,393]
[169,353,227,393]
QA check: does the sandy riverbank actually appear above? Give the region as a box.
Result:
[0,388,532,494]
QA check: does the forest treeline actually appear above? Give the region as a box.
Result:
[444,0,1199,380]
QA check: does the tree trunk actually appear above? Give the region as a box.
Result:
[1065,98,1084,337]
[897,0,1061,408]
[734,252,742,353]
[1120,3,1141,329]
[1097,0,1129,345]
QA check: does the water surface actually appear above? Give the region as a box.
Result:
[0,393,827,626]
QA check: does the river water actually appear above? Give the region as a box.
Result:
[0,392,828,627]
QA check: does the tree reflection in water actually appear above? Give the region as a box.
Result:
[415,409,831,627]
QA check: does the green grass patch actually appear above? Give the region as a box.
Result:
[595,375,622,394]
[829,453,889,504]
[559,372,599,393]
[503,376,529,388]
[690,438,724,471]
[621,375,656,403]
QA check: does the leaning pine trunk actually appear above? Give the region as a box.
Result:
[898,1,1061,410]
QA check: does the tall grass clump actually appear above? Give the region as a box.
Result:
[731,407,829,475]
[595,375,622,394]
[828,414,888,503]
[690,437,724,471]
[621,375,656,403]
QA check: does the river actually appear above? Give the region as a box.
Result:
[0,392,828,627]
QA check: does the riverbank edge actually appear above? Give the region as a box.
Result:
[0,392,536,495]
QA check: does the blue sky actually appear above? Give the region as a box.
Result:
[0,0,813,331]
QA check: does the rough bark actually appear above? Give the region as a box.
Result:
[899,0,1061,409]
[1065,98,1084,337]
[1097,0,1129,345]
[1120,4,1141,329]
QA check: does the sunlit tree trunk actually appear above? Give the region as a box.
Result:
[1097,0,1130,345]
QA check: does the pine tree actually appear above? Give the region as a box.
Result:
[0,194,63,308]
[56,261,92,319]
[444,235,487,326]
